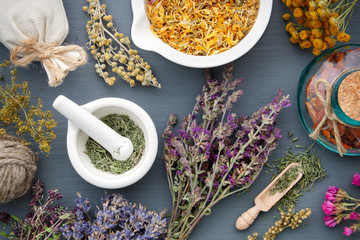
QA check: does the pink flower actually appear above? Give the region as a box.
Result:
[352,172,360,187]
[325,192,337,202]
[348,212,359,220]
[324,215,337,228]
[322,200,336,215]
[327,186,339,194]
[343,227,354,236]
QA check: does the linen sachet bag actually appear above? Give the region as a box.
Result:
[0,0,87,87]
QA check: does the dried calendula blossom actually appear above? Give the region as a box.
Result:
[147,0,260,56]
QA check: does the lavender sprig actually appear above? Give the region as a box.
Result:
[60,193,167,240]
[0,180,72,240]
[162,63,291,239]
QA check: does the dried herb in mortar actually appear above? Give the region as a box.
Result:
[85,114,145,175]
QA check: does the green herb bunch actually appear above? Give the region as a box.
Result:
[0,60,57,153]
[248,206,312,240]
[83,0,160,88]
[162,64,291,239]
[0,180,72,239]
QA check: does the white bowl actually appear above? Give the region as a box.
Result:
[131,0,272,68]
[66,98,158,189]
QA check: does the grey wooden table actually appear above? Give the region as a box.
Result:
[1,1,360,239]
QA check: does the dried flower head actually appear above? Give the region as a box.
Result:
[83,0,160,88]
[249,206,312,240]
[60,193,167,239]
[323,175,360,237]
[163,63,290,239]
[0,180,72,239]
[281,0,357,55]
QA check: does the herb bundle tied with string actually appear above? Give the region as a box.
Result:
[162,63,291,239]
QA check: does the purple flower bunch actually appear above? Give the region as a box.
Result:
[162,63,291,239]
[322,172,360,236]
[0,180,72,239]
[60,193,167,240]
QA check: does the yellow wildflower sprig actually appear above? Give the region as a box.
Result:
[0,60,57,154]
[281,0,358,56]
[83,0,160,88]
[248,206,312,240]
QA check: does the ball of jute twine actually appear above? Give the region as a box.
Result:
[0,134,38,203]
[10,39,87,87]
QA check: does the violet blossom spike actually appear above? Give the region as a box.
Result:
[162,65,290,239]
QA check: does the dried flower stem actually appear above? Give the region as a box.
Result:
[163,64,291,239]
[84,0,160,87]
[0,180,72,240]
[248,206,312,240]
[0,60,57,153]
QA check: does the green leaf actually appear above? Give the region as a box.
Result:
[204,208,211,216]
[0,231,12,238]
[10,214,20,222]
[59,213,72,220]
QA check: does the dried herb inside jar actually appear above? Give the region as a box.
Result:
[85,114,145,175]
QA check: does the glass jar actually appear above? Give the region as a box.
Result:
[297,44,360,156]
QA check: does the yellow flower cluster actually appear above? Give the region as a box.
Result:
[282,0,358,55]
[83,0,161,88]
[0,61,57,154]
[248,206,312,240]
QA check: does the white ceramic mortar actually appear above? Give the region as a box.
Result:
[60,97,158,189]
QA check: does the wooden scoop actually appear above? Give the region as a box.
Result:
[235,162,303,230]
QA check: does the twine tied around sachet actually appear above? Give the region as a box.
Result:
[10,39,87,87]
[309,79,347,156]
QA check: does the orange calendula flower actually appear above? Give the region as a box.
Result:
[293,8,304,18]
[286,0,292,8]
[300,30,309,40]
[309,20,322,28]
[309,11,318,20]
[337,32,350,42]
[283,13,291,21]
[281,0,357,56]
[313,47,321,56]
[286,22,294,32]
[296,17,305,25]
[300,40,312,49]
[290,36,300,44]
[311,28,323,38]
[313,38,323,49]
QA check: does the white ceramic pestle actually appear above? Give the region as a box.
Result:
[53,95,134,161]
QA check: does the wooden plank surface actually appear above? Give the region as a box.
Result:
[1,0,360,239]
